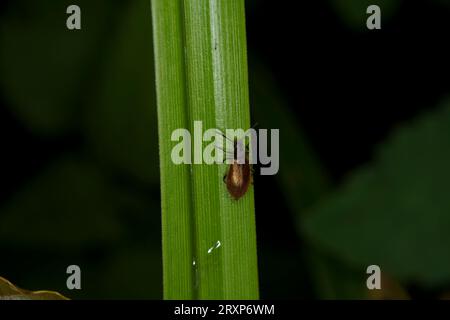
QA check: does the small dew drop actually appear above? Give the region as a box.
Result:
[192,258,199,290]
[207,240,222,254]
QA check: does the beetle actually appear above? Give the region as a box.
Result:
[218,132,253,200]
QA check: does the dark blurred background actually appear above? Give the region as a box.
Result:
[0,0,449,299]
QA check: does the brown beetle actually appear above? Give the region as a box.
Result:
[222,137,253,200]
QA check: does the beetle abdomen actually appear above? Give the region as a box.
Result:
[226,161,251,200]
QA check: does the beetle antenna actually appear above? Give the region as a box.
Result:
[249,122,259,130]
[214,143,234,156]
[214,129,235,143]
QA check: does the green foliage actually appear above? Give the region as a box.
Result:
[303,99,450,288]
[85,0,159,183]
[0,0,449,300]
[249,58,331,213]
[0,157,123,248]
[152,0,258,299]
[248,60,362,299]
[0,0,118,134]
[0,0,162,299]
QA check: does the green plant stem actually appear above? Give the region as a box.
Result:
[152,0,258,299]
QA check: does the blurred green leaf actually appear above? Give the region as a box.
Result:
[329,0,401,30]
[98,248,162,299]
[0,276,67,300]
[84,0,158,183]
[0,184,162,300]
[307,250,366,299]
[303,98,450,288]
[0,156,123,248]
[249,59,356,298]
[249,58,331,213]
[0,0,115,134]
